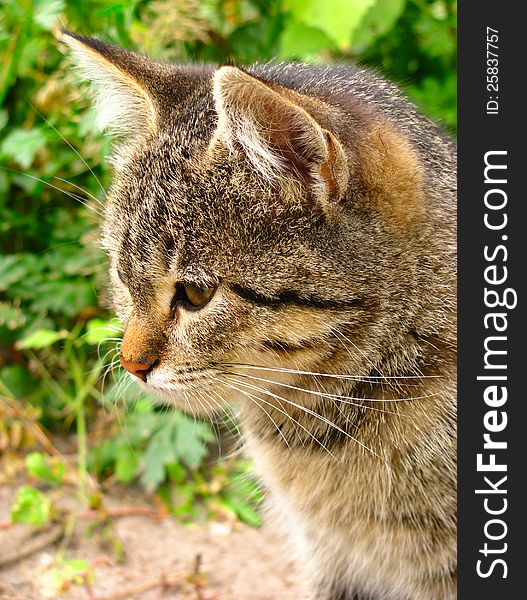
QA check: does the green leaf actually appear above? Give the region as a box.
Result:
[221,468,263,527]
[62,558,94,583]
[279,18,337,60]
[42,245,101,277]
[122,402,160,445]
[18,38,46,78]
[11,486,51,526]
[26,452,65,485]
[166,462,186,484]
[170,482,196,519]
[228,14,283,63]
[39,557,94,597]
[0,128,47,169]
[115,448,140,483]
[96,1,134,17]
[173,414,213,469]
[222,497,263,528]
[140,422,177,491]
[0,169,8,197]
[29,280,96,316]
[414,9,456,58]
[0,302,26,330]
[352,0,407,46]
[286,0,376,49]
[0,110,8,131]
[85,319,121,346]
[16,328,68,350]
[34,0,66,30]
[406,73,457,131]
[88,439,116,476]
[0,364,37,398]
[0,254,39,292]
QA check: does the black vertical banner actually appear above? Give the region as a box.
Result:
[458,2,525,598]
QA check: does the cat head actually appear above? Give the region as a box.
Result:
[61,32,431,414]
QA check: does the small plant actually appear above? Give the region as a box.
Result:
[90,394,263,525]
[38,556,95,599]
[11,485,53,526]
[26,451,66,485]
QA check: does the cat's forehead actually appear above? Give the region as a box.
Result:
[111,127,303,231]
[105,144,308,284]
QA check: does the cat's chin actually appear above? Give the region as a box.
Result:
[150,389,216,417]
[130,374,232,417]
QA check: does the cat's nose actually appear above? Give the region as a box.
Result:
[119,355,155,381]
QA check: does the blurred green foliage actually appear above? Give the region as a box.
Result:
[0,0,456,518]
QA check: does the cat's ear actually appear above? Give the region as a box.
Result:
[58,31,158,138]
[212,66,349,201]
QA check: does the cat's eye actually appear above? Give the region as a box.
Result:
[172,282,217,312]
[184,283,216,307]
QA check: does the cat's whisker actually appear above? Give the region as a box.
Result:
[101,355,122,381]
[109,376,140,454]
[332,327,385,380]
[52,175,105,207]
[198,384,244,455]
[211,392,251,460]
[199,389,231,459]
[95,338,122,365]
[231,380,383,460]
[98,366,121,415]
[98,347,119,369]
[103,370,125,409]
[223,380,310,462]
[336,323,427,384]
[223,370,436,405]
[205,381,245,447]
[1,166,104,217]
[106,324,124,333]
[85,349,119,376]
[207,390,245,460]
[89,362,117,384]
[224,375,384,462]
[182,386,200,428]
[71,330,121,360]
[308,370,358,430]
[91,339,121,372]
[97,354,124,421]
[110,369,129,400]
[230,385,300,462]
[30,102,107,198]
[319,380,405,416]
[192,390,223,458]
[221,362,440,382]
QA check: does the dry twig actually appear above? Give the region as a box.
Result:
[0,524,64,569]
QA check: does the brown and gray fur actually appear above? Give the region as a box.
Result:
[61,31,456,600]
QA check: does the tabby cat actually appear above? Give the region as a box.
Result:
[61,31,456,600]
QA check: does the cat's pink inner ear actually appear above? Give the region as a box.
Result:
[212,66,348,200]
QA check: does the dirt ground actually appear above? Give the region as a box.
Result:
[0,483,310,600]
